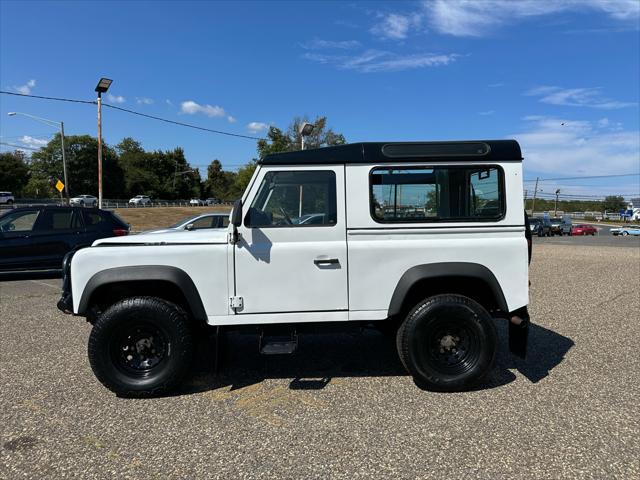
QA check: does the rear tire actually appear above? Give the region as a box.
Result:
[88,296,194,397]
[396,294,497,392]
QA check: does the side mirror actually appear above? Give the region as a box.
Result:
[231,199,243,227]
[185,223,195,231]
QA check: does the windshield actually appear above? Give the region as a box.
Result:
[169,215,199,228]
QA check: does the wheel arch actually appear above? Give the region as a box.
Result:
[78,266,207,323]
[388,262,508,319]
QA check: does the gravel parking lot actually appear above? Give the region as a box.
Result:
[1,242,639,479]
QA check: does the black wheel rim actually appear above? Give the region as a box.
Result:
[417,310,482,376]
[110,323,169,377]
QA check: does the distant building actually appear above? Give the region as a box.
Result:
[630,197,640,208]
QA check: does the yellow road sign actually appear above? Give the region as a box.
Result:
[55,180,65,193]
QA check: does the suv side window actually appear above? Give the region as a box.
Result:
[370,166,504,222]
[35,209,82,231]
[246,170,337,227]
[0,209,40,232]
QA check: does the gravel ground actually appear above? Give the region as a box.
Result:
[1,243,639,479]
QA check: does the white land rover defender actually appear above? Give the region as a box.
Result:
[58,140,530,396]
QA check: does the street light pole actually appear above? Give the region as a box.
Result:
[7,112,70,202]
[97,91,103,209]
[94,78,113,210]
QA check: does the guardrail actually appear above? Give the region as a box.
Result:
[0,199,235,210]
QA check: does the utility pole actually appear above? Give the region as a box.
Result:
[554,189,560,216]
[60,121,69,203]
[531,177,540,215]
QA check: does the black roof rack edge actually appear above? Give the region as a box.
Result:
[260,140,523,165]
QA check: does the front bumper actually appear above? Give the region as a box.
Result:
[56,250,75,314]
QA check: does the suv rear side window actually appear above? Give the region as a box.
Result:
[246,170,337,227]
[35,209,82,230]
[83,211,105,228]
[370,166,504,222]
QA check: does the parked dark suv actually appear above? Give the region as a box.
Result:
[529,217,551,237]
[0,206,129,272]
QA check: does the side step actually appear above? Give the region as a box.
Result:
[259,330,298,355]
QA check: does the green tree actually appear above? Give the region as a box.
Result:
[256,116,346,159]
[232,161,257,198]
[0,151,30,195]
[117,138,200,199]
[602,195,626,212]
[31,134,124,198]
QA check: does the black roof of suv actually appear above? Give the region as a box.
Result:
[261,140,523,166]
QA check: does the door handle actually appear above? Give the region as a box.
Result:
[314,258,339,265]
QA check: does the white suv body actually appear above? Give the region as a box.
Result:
[0,192,15,204]
[59,140,530,396]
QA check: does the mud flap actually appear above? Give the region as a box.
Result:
[508,308,530,359]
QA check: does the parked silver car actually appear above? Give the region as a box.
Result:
[70,195,98,207]
[143,213,229,234]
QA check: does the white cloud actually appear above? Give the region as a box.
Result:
[13,79,36,94]
[106,93,126,104]
[301,38,361,50]
[478,110,495,115]
[424,0,639,37]
[227,115,237,123]
[512,115,640,176]
[180,100,226,117]
[371,13,422,40]
[526,85,636,109]
[303,50,458,73]
[488,82,505,88]
[165,99,174,106]
[136,97,154,105]
[20,135,48,148]
[247,122,269,133]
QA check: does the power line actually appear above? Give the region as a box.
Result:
[0,142,40,151]
[0,90,96,105]
[524,173,640,182]
[1,90,264,141]
[102,103,263,140]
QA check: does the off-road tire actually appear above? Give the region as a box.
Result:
[396,294,497,392]
[88,296,193,397]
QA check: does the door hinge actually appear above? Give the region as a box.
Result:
[230,296,244,310]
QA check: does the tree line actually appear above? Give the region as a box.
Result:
[0,115,345,201]
[0,115,629,212]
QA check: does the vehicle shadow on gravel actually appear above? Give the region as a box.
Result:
[0,270,61,281]
[491,321,574,386]
[177,321,574,396]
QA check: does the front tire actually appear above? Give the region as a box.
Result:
[88,296,194,397]
[396,294,497,392]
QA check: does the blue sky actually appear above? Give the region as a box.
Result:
[1,0,639,199]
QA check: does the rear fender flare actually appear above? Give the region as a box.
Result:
[388,262,508,317]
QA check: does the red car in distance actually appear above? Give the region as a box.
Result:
[571,224,597,236]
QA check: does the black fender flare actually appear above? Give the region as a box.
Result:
[387,262,508,317]
[78,265,207,322]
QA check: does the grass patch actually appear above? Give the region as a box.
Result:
[114,206,231,232]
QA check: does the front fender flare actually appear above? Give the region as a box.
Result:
[77,265,207,322]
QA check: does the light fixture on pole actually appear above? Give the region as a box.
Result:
[7,112,70,203]
[299,122,315,151]
[95,77,113,209]
[554,189,561,216]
